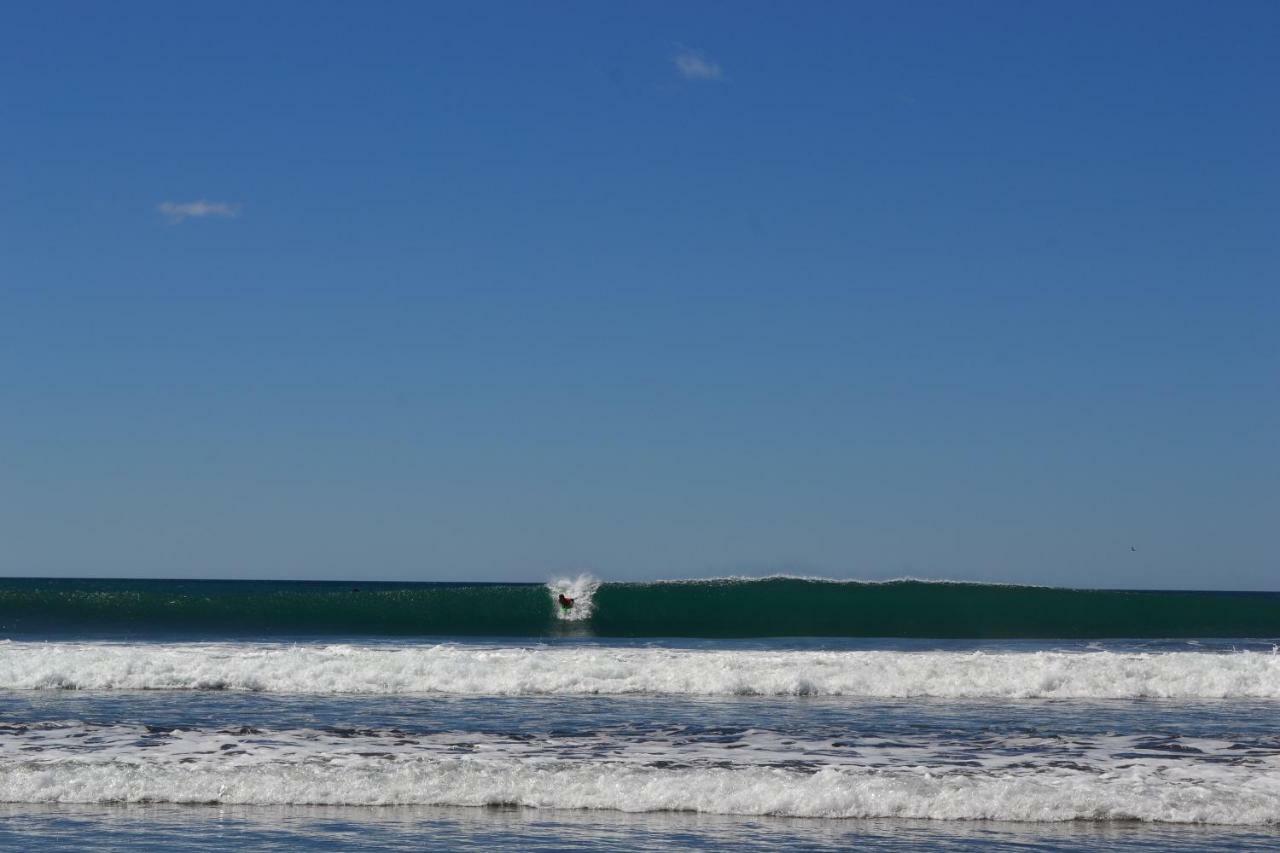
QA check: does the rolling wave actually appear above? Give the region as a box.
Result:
[1,576,1278,639]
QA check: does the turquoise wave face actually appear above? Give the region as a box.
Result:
[1,577,1278,639]
[592,579,1280,639]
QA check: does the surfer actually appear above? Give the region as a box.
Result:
[557,593,574,610]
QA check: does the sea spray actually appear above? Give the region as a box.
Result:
[547,574,600,622]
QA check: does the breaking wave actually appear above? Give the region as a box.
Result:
[3,576,1279,639]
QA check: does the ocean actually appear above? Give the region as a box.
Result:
[1,576,1278,851]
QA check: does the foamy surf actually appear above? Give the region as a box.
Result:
[4,642,1280,698]
[1,741,1277,824]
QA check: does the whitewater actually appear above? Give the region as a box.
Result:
[4,740,1279,824]
[2,695,1280,826]
[3,641,1280,699]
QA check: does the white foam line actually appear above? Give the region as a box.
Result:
[1,756,1278,824]
[3,643,1280,698]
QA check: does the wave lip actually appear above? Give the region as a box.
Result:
[5,643,1280,698]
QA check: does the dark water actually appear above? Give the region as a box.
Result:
[2,576,1279,638]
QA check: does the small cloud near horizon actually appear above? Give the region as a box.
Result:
[673,49,723,81]
[158,200,240,223]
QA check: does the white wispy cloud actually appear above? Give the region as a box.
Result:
[673,49,723,81]
[157,200,240,223]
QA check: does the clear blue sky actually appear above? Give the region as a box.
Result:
[1,2,1276,587]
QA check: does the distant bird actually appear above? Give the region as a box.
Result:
[1130,547,1137,552]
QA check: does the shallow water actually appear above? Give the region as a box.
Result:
[4,803,1280,851]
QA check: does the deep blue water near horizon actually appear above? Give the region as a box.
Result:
[1,578,1278,850]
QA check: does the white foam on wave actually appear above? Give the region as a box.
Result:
[2,722,1278,823]
[3,642,1280,698]
[546,574,599,621]
[0,750,1276,824]
[4,722,1273,775]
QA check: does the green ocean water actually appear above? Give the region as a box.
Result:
[1,577,1277,639]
